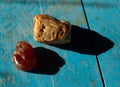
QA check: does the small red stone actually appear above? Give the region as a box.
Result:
[12,41,36,71]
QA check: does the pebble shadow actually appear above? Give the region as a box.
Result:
[27,47,65,75]
[54,25,114,55]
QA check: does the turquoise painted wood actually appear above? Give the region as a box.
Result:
[0,0,107,87]
[83,0,120,87]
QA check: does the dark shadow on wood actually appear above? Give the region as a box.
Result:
[27,47,65,75]
[54,25,114,55]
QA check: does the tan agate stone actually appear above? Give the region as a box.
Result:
[33,14,71,45]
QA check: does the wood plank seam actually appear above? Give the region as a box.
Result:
[80,0,106,87]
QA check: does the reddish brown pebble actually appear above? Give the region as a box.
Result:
[12,41,36,71]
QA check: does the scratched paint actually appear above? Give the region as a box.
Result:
[0,79,2,86]
[90,80,96,87]
[72,13,86,26]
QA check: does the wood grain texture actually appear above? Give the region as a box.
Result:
[0,0,103,87]
[83,0,120,87]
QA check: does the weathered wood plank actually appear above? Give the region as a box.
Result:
[0,0,103,87]
[83,0,120,87]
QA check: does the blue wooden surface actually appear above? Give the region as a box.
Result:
[0,0,119,87]
[83,0,120,87]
